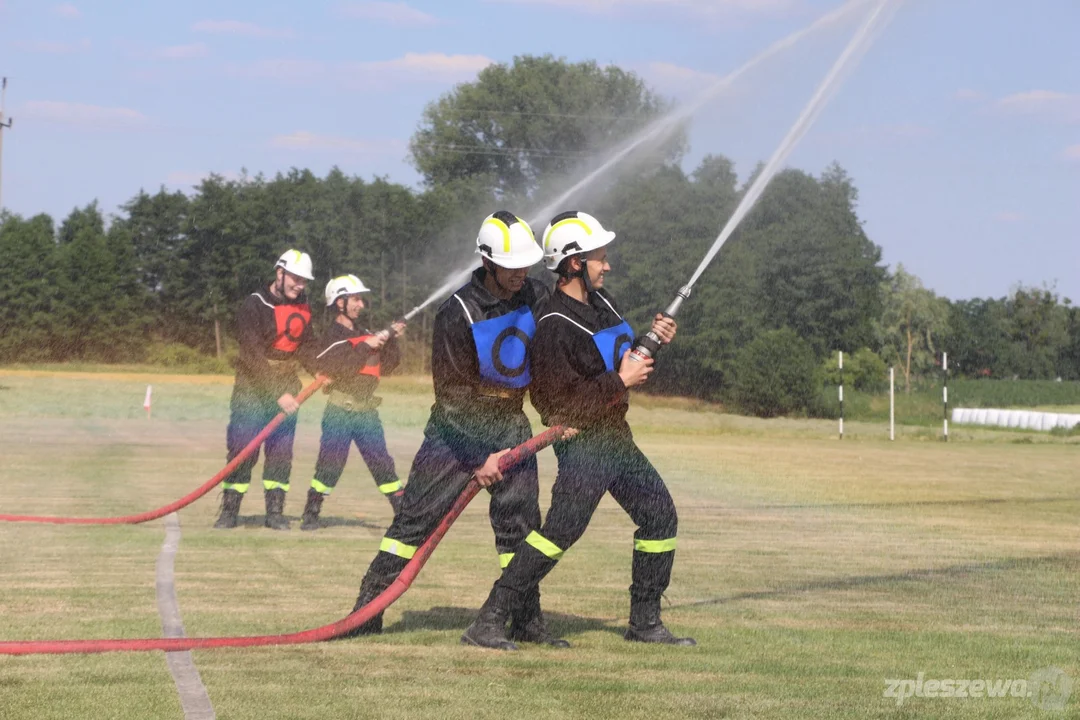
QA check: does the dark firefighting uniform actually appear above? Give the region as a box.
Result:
[310,322,401,497]
[222,289,317,495]
[488,288,679,618]
[358,267,549,594]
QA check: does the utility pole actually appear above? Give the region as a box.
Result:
[0,78,13,211]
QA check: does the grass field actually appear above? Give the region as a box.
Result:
[0,370,1077,719]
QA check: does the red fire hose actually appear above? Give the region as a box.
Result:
[0,425,566,655]
[0,377,330,525]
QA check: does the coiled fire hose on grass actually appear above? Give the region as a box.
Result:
[0,425,567,655]
[0,376,330,525]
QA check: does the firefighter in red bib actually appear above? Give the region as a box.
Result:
[300,274,406,531]
[214,249,318,531]
[345,211,568,647]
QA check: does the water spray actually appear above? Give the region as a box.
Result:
[526,0,873,228]
[399,0,873,324]
[629,0,901,363]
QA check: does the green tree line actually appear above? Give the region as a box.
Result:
[1,55,1076,414]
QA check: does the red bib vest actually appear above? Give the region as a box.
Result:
[347,335,382,377]
[272,304,312,353]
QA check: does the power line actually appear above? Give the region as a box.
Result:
[0,78,13,212]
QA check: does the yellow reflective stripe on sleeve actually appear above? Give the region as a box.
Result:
[499,552,515,569]
[525,531,565,560]
[484,217,512,253]
[378,480,403,495]
[310,479,332,495]
[379,537,417,560]
[222,482,249,494]
[634,538,677,553]
[263,480,290,492]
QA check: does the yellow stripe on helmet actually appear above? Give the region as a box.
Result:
[484,217,513,254]
[544,217,593,249]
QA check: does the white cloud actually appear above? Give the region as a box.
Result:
[52,3,80,19]
[490,0,798,18]
[336,1,440,26]
[954,88,984,102]
[233,53,492,88]
[271,131,405,155]
[1065,145,1080,162]
[192,19,293,38]
[642,61,721,98]
[157,43,209,60]
[17,38,90,54]
[996,90,1080,123]
[22,100,147,128]
[343,52,493,87]
[994,212,1023,223]
[230,58,327,82]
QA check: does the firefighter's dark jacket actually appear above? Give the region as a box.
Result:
[234,289,318,399]
[529,288,631,433]
[427,268,550,469]
[315,320,401,403]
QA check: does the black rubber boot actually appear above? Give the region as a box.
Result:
[300,489,325,531]
[340,571,394,638]
[462,585,519,651]
[461,607,517,651]
[509,587,570,648]
[624,599,696,646]
[264,488,290,531]
[213,489,243,530]
[387,489,404,517]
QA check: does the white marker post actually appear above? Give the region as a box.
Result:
[889,367,895,441]
[838,350,844,440]
[942,352,949,442]
[144,385,152,420]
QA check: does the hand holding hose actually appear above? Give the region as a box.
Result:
[277,393,301,415]
[650,314,677,344]
[474,450,509,487]
[619,349,653,387]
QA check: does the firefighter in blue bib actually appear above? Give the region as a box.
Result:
[346,211,567,647]
[301,274,407,531]
[215,249,318,531]
[462,211,695,649]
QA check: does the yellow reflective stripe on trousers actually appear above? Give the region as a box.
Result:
[222,482,249,494]
[525,531,564,560]
[499,552,515,569]
[634,538,677,553]
[379,537,417,559]
[263,480,290,492]
[310,479,332,495]
[378,480,403,495]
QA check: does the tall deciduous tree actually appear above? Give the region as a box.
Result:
[878,264,949,392]
[409,55,677,199]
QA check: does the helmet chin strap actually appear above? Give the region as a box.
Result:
[561,256,595,293]
[482,258,515,296]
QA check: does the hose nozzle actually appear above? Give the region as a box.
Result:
[628,286,692,363]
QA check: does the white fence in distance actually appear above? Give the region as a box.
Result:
[951,408,1080,432]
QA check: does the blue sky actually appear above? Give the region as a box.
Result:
[1,0,1077,301]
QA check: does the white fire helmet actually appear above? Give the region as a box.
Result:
[324,274,371,307]
[542,211,616,272]
[275,249,315,281]
[475,211,544,270]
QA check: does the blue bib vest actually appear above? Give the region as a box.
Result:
[468,304,536,389]
[592,319,635,372]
